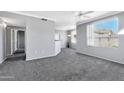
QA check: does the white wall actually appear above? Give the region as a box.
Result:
[55,41,61,55]
[26,17,55,61]
[0,23,4,63]
[76,12,124,64]
[60,30,67,48]
[55,30,67,48]
[0,20,6,63]
[55,30,60,40]
[55,30,61,55]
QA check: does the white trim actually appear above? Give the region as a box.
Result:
[76,52,124,64]
[0,57,7,64]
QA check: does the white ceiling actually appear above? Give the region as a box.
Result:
[0,17,26,27]
[11,11,77,30]
[0,11,122,30]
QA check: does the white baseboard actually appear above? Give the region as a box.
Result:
[0,57,7,64]
[76,51,123,64]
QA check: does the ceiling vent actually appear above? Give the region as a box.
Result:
[41,18,48,21]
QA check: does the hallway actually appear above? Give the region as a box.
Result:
[6,50,26,61]
[0,48,124,81]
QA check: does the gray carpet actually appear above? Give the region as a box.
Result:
[0,48,124,81]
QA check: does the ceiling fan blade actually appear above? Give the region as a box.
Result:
[82,11,94,15]
[78,11,94,16]
[82,15,91,18]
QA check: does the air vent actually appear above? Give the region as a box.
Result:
[41,18,47,21]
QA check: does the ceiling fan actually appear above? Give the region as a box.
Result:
[76,11,94,18]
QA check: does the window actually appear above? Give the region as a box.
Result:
[71,30,77,43]
[87,17,119,48]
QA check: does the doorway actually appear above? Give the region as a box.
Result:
[16,31,25,54]
[67,30,77,49]
[5,26,26,61]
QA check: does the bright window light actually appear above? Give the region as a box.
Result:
[71,30,77,43]
[87,17,119,48]
[3,22,7,28]
[118,29,124,35]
